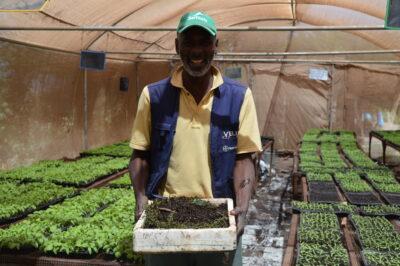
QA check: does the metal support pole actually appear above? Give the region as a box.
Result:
[83,69,88,150]
[368,133,372,158]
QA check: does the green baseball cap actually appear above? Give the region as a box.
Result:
[177,11,217,36]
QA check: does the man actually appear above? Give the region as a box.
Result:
[129,11,261,266]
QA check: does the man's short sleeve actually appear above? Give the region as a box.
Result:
[129,86,151,151]
[237,88,262,154]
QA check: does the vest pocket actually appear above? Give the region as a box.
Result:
[155,123,172,150]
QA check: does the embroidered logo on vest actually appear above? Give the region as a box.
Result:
[222,130,238,139]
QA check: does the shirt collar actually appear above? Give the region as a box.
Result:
[170,65,224,92]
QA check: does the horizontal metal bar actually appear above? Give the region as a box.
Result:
[0,25,386,31]
[108,49,400,57]
[136,56,400,64]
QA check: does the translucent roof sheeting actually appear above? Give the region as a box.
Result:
[0,0,47,10]
[0,0,399,61]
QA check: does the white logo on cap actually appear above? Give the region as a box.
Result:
[188,12,207,23]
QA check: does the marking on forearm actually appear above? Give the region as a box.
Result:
[240,178,251,189]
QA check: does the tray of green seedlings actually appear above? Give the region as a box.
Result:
[45,156,129,187]
[349,215,400,253]
[341,143,377,169]
[81,141,132,158]
[0,188,141,262]
[318,132,339,143]
[334,171,381,205]
[363,169,400,205]
[0,182,77,224]
[301,129,321,142]
[337,131,357,146]
[296,242,349,266]
[376,130,400,147]
[361,249,400,266]
[333,203,359,216]
[0,160,64,183]
[363,169,397,185]
[320,143,348,169]
[297,213,341,246]
[291,201,358,216]
[306,172,333,182]
[292,201,335,214]
[108,173,132,188]
[296,213,349,266]
[360,205,400,218]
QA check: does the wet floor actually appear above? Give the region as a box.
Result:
[242,153,293,266]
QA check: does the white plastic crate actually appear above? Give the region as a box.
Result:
[133,198,237,253]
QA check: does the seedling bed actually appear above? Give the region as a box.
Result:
[0,251,142,266]
[0,191,79,225]
[133,198,236,253]
[361,249,400,266]
[359,205,400,219]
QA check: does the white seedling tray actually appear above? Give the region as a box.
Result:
[133,198,236,253]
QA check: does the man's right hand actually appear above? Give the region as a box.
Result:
[135,195,148,221]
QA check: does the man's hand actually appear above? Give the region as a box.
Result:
[230,206,247,237]
[135,194,148,221]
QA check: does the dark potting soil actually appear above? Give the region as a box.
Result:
[308,181,337,193]
[346,192,382,205]
[309,191,340,203]
[383,193,400,205]
[144,197,229,229]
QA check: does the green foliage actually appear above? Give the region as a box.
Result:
[0,188,141,261]
[341,146,377,168]
[364,250,400,266]
[300,213,339,231]
[0,156,129,186]
[335,172,372,192]
[108,173,132,188]
[376,183,400,193]
[81,141,132,158]
[0,182,75,220]
[364,169,397,184]
[297,243,349,266]
[376,130,400,146]
[361,205,400,216]
[306,172,332,182]
[351,215,400,252]
[333,203,358,214]
[297,211,348,265]
[292,201,335,213]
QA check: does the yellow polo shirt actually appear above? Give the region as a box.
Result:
[130,66,262,198]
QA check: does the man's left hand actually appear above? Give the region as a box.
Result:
[230,206,247,237]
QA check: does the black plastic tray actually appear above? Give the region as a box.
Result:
[344,192,382,206]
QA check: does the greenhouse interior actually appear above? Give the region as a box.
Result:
[1,0,400,265]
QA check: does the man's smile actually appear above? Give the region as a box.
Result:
[190,59,205,64]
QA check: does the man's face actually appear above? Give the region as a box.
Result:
[176,27,218,77]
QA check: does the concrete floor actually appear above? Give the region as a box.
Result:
[242,154,293,266]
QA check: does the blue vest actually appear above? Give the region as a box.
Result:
[146,77,246,199]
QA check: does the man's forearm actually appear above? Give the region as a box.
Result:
[233,153,255,211]
[129,150,150,219]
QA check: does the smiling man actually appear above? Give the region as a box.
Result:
[129,11,262,266]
